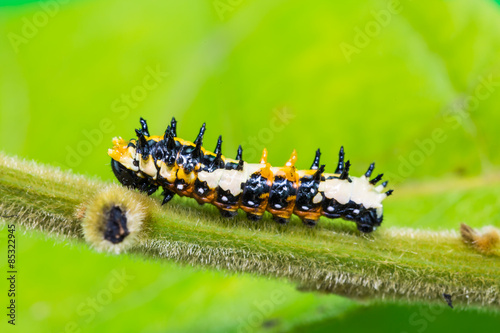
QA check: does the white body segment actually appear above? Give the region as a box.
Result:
[198,169,225,189]
[318,175,387,210]
[199,164,387,212]
[138,154,157,179]
[198,162,267,196]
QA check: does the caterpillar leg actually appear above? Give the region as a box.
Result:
[161,188,175,205]
[301,218,319,227]
[272,215,290,225]
[246,213,263,221]
[219,209,238,218]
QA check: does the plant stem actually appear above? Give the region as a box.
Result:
[0,152,498,308]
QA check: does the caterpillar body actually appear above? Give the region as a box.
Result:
[108,117,393,233]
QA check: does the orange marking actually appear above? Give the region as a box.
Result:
[192,190,216,205]
[212,201,239,211]
[108,137,127,158]
[260,148,268,164]
[293,207,321,221]
[267,205,294,219]
[277,165,299,183]
[285,149,297,167]
[260,163,272,179]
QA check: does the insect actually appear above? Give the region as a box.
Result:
[108,117,393,233]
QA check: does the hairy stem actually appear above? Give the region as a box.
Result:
[0,152,498,309]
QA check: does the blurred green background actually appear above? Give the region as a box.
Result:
[1,0,500,331]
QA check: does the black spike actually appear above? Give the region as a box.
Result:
[370,174,384,185]
[235,159,244,171]
[385,189,394,196]
[214,135,222,155]
[140,117,150,136]
[170,117,177,137]
[135,128,142,140]
[313,164,325,180]
[365,163,375,177]
[214,151,223,164]
[164,125,171,136]
[135,129,149,158]
[163,125,171,143]
[163,126,175,150]
[167,133,175,151]
[194,123,206,145]
[192,143,202,159]
[382,181,388,187]
[135,129,148,149]
[339,160,350,180]
[236,145,243,160]
[207,151,223,172]
[310,149,321,170]
[335,146,345,174]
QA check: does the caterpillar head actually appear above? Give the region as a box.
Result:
[108,137,159,195]
[344,174,391,233]
[108,118,181,195]
[320,172,391,233]
[343,203,383,233]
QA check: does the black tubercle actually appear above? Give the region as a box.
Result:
[170,117,177,137]
[192,139,203,160]
[370,174,383,185]
[339,160,351,182]
[199,136,223,171]
[365,162,375,177]
[135,129,149,157]
[236,145,243,160]
[335,146,344,174]
[194,123,206,145]
[140,117,150,136]
[311,149,321,170]
[161,126,178,166]
[214,135,223,154]
[235,159,244,171]
[313,165,325,180]
[103,206,130,244]
[206,151,224,172]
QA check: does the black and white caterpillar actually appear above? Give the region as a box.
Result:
[108,117,393,233]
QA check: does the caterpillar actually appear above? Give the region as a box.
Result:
[108,117,393,233]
